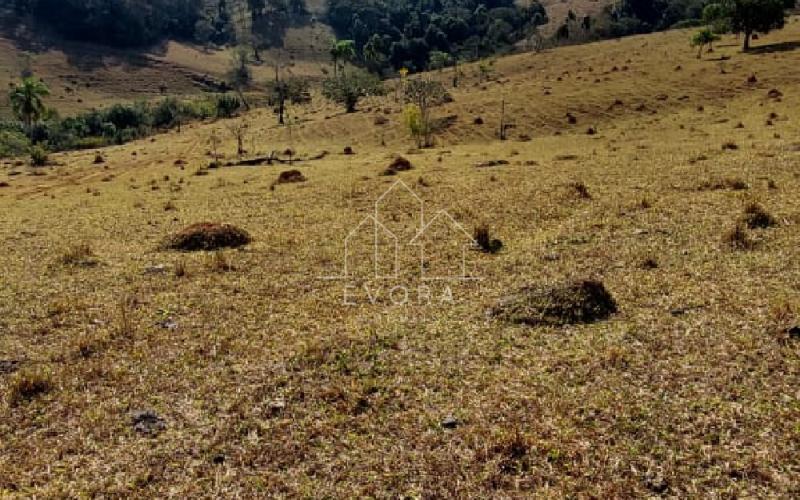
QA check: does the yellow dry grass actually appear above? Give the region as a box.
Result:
[1,19,800,497]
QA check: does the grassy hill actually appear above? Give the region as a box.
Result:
[0,22,334,118]
[539,0,616,35]
[0,0,612,118]
[1,15,800,497]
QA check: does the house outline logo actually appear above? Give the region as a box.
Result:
[330,180,481,282]
[410,209,476,281]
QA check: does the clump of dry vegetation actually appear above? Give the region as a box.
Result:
[698,177,749,191]
[742,202,777,229]
[568,181,592,199]
[207,251,235,272]
[723,224,756,250]
[58,243,98,267]
[491,279,618,326]
[474,225,503,254]
[7,367,54,406]
[163,223,252,251]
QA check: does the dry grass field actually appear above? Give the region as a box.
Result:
[1,17,800,498]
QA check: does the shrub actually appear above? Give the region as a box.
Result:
[402,104,426,148]
[474,225,503,254]
[151,97,180,128]
[29,144,49,166]
[215,94,241,118]
[723,224,756,250]
[322,69,385,113]
[59,243,98,267]
[7,367,54,406]
[569,181,592,199]
[0,128,30,158]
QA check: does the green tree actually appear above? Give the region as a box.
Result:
[691,28,721,58]
[322,68,384,113]
[329,39,356,77]
[9,77,50,137]
[428,51,453,72]
[268,77,310,125]
[709,0,796,51]
[403,79,449,148]
[362,35,388,73]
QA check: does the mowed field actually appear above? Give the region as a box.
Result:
[1,18,800,497]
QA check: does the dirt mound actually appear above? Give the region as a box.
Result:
[491,279,618,326]
[275,170,307,184]
[742,202,777,229]
[383,156,413,175]
[164,223,251,251]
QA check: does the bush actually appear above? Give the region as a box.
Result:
[215,94,241,118]
[7,367,54,406]
[322,69,385,113]
[151,97,180,128]
[105,102,148,130]
[0,127,30,158]
[29,144,49,166]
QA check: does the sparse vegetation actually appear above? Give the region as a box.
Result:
[58,243,98,267]
[2,7,800,498]
[7,367,54,406]
[723,223,757,250]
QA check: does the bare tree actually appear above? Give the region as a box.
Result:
[227,122,248,158]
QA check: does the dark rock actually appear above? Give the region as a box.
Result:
[0,360,20,375]
[131,410,166,436]
[441,415,459,429]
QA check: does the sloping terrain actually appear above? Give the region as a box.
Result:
[0,22,334,118]
[1,18,800,497]
[539,0,616,35]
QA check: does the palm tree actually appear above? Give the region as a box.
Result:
[330,40,356,78]
[9,77,49,135]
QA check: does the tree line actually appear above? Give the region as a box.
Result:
[10,0,306,49]
[553,0,797,46]
[326,0,549,73]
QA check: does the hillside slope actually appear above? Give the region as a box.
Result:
[1,17,800,498]
[539,0,616,35]
[0,22,334,117]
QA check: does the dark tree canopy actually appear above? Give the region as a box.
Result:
[11,0,307,48]
[325,0,549,72]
